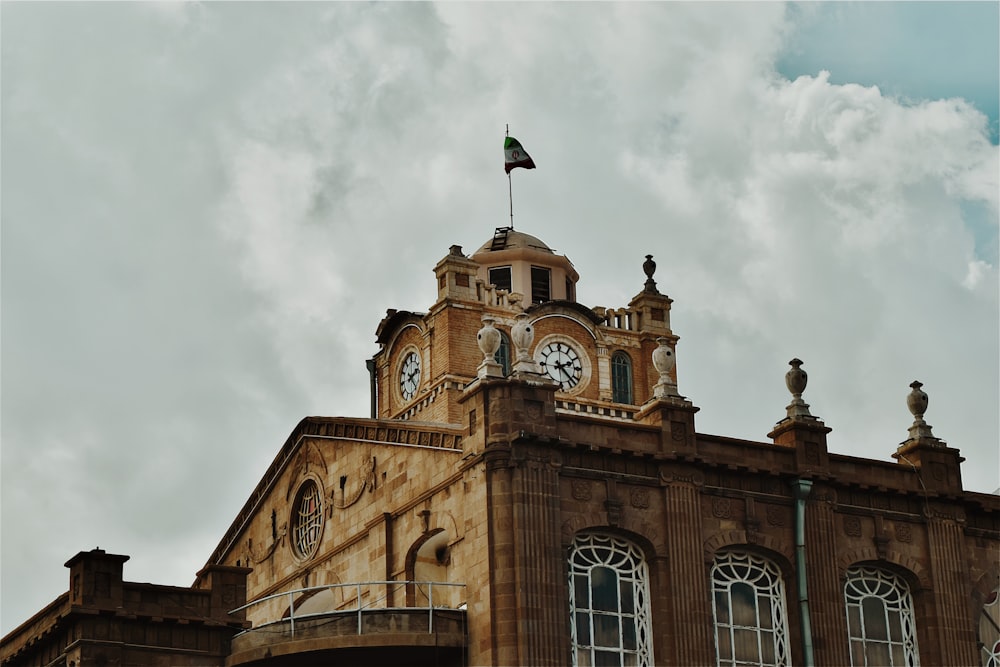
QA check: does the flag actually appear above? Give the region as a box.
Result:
[504,136,536,173]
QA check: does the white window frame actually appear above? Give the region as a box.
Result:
[568,532,654,667]
[844,565,920,666]
[711,550,790,667]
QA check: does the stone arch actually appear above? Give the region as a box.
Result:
[703,530,795,574]
[838,549,931,591]
[404,528,461,608]
[560,515,666,558]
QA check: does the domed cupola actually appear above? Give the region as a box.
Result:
[470,227,579,304]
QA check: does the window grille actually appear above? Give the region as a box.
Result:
[844,565,919,666]
[711,550,790,667]
[292,480,323,559]
[568,532,654,667]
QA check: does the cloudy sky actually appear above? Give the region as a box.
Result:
[2,2,997,634]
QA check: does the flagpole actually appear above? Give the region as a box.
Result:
[508,172,514,229]
[506,124,514,229]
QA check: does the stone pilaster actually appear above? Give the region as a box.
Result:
[662,475,714,664]
[925,513,978,665]
[484,448,518,666]
[510,443,568,666]
[802,485,851,665]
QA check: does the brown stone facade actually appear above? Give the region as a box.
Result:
[1,549,249,667]
[5,231,998,666]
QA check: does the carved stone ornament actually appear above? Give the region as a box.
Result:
[642,254,659,293]
[630,488,650,509]
[477,316,501,361]
[511,313,534,360]
[711,497,732,519]
[784,358,813,420]
[765,505,785,527]
[843,515,862,537]
[510,313,542,374]
[651,337,678,398]
[906,380,928,419]
[572,479,592,501]
[904,380,941,445]
[476,316,503,379]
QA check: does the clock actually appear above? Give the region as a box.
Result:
[399,351,421,401]
[538,341,583,390]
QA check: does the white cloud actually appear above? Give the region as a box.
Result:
[2,1,996,636]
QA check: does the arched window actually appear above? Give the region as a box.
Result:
[568,532,654,667]
[495,331,511,376]
[611,351,633,404]
[844,565,919,666]
[711,550,790,667]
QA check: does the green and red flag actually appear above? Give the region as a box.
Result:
[504,136,536,173]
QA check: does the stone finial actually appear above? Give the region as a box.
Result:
[904,380,940,444]
[510,313,542,375]
[784,358,813,420]
[449,244,464,256]
[651,337,678,398]
[643,254,659,293]
[476,316,503,378]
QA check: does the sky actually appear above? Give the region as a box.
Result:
[2,1,997,636]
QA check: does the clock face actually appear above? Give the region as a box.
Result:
[538,341,583,390]
[399,351,421,401]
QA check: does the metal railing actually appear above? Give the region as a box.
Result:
[229,580,466,639]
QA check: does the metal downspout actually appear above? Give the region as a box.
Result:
[366,358,377,418]
[793,478,815,666]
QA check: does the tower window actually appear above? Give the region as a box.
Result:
[611,351,634,404]
[489,266,512,293]
[566,277,575,302]
[531,266,551,303]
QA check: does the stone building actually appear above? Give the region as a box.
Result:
[3,227,999,667]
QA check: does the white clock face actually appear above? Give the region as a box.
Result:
[399,351,421,401]
[538,341,583,390]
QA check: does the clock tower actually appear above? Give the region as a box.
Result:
[371,226,685,429]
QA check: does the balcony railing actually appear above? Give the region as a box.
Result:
[229,580,466,640]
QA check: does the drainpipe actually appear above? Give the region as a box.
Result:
[792,478,815,666]
[366,358,377,418]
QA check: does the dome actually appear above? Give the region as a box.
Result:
[474,228,554,255]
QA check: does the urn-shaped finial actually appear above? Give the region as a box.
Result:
[784,358,813,420]
[475,316,503,379]
[509,313,544,376]
[477,316,501,362]
[643,254,659,293]
[785,358,808,399]
[903,380,941,445]
[510,313,534,362]
[643,255,656,280]
[906,380,928,419]
[651,337,678,398]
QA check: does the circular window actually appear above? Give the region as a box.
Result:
[291,480,324,559]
